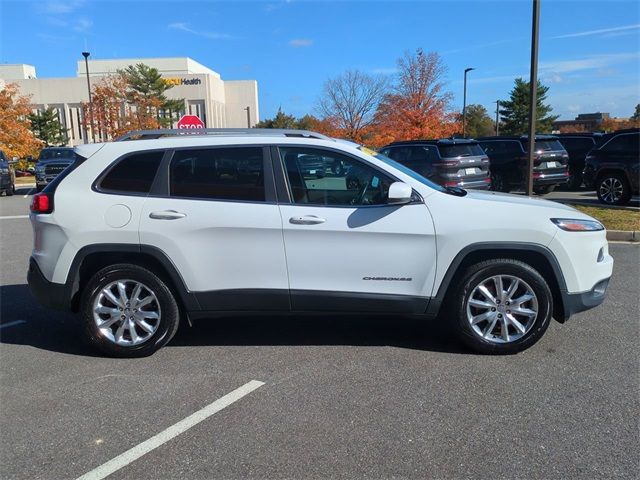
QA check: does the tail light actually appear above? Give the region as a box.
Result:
[443,181,460,187]
[481,156,490,164]
[30,193,53,214]
[484,178,491,183]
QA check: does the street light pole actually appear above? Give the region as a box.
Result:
[495,100,500,136]
[526,0,540,196]
[244,106,251,128]
[81,51,95,143]
[462,67,475,138]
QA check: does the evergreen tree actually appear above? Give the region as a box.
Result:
[255,108,319,130]
[118,63,184,126]
[28,107,67,146]
[463,104,495,138]
[499,78,558,135]
[631,104,640,121]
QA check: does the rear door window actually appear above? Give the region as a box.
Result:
[169,147,265,202]
[98,151,163,194]
[602,133,640,153]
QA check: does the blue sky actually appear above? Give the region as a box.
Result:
[1,0,639,121]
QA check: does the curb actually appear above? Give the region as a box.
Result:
[607,230,638,242]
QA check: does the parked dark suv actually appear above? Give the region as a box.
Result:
[0,150,16,197]
[583,128,639,206]
[379,139,491,189]
[35,147,76,192]
[557,133,604,190]
[477,135,569,194]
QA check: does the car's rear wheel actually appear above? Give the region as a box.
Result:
[490,171,510,192]
[596,173,631,206]
[80,264,180,357]
[451,259,552,354]
[567,168,583,190]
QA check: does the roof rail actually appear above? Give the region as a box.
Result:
[115,128,333,142]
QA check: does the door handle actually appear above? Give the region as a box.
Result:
[289,215,326,225]
[149,210,187,220]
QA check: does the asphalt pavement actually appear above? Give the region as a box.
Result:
[1,188,639,479]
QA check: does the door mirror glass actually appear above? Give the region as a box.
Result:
[387,182,412,205]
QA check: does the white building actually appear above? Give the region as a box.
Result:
[0,57,259,146]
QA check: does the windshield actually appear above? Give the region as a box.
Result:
[523,140,564,152]
[39,148,75,161]
[357,146,446,192]
[438,143,485,158]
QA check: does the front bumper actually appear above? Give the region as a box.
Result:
[561,278,610,321]
[27,257,71,311]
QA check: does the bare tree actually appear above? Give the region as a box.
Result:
[317,70,388,140]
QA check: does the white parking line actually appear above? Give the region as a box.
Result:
[75,379,265,480]
[0,320,26,329]
[0,215,29,220]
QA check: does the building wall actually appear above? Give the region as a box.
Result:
[224,80,259,128]
[0,64,37,79]
[1,58,259,145]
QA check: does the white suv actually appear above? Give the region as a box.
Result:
[28,129,613,357]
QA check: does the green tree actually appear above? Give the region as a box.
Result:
[28,107,67,146]
[631,104,640,121]
[118,63,184,127]
[499,78,558,135]
[255,108,319,130]
[462,104,495,138]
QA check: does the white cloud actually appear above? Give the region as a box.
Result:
[539,52,640,74]
[36,0,85,14]
[551,23,640,39]
[168,22,232,40]
[74,17,93,33]
[289,38,313,47]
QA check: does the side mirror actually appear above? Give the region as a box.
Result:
[387,181,413,205]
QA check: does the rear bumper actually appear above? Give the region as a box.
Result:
[560,278,610,321]
[27,257,71,311]
[533,171,569,186]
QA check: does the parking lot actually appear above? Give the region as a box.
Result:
[1,186,638,479]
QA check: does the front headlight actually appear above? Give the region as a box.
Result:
[551,218,604,232]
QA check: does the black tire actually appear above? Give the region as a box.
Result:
[80,264,180,357]
[596,173,631,206]
[449,258,553,355]
[6,183,15,196]
[533,185,555,195]
[567,168,583,190]
[489,171,510,193]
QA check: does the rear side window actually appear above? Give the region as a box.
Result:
[438,143,485,158]
[99,151,163,194]
[602,133,640,153]
[169,147,265,202]
[560,137,594,151]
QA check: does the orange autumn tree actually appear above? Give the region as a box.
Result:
[82,74,167,140]
[374,49,458,144]
[0,83,42,159]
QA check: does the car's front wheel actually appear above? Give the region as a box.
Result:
[451,259,552,354]
[80,264,180,357]
[596,173,631,206]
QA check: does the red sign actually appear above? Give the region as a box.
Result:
[176,114,205,129]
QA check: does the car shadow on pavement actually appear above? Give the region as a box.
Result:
[0,283,467,356]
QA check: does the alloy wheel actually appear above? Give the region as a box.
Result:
[92,279,161,346]
[598,177,624,204]
[466,274,538,343]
